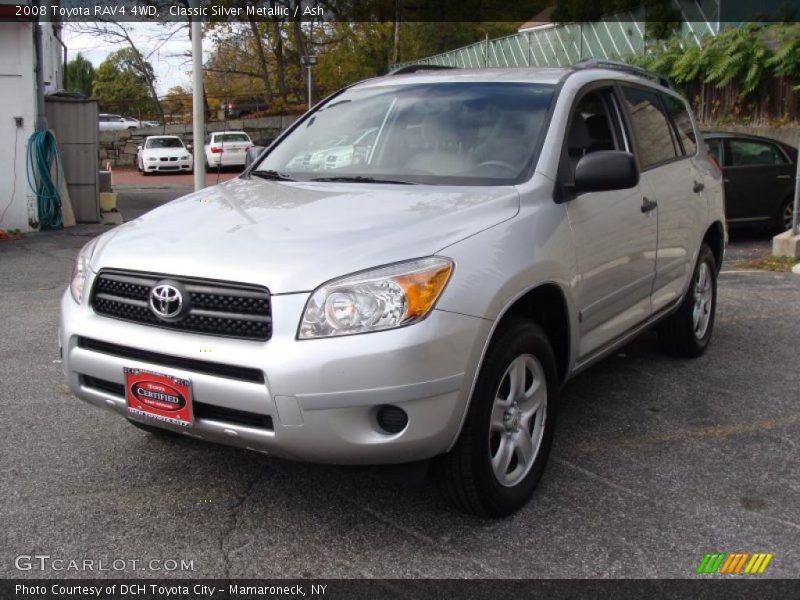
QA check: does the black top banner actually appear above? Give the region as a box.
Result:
[3,0,800,23]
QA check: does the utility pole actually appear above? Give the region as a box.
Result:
[190,0,204,191]
[300,55,317,111]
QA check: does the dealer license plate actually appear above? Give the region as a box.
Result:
[125,367,193,426]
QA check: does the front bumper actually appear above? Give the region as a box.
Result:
[60,285,488,464]
[144,159,192,173]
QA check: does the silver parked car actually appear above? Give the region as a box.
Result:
[60,61,726,516]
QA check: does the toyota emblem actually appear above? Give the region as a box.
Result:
[150,283,183,319]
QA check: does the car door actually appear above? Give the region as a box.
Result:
[621,85,708,312]
[563,86,657,358]
[723,137,794,226]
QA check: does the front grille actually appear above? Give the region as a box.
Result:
[91,270,272,341]
[80,374,273,431]
[78,338,264,383]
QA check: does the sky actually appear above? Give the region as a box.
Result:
[62,23,213,96]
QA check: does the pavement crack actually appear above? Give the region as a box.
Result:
[220,465,269,578]
[553,457,649,500]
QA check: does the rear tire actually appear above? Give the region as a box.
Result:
[658,243,717,358]
[436,318,558,517]
[778,196,794,234]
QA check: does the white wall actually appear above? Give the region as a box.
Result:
[0,21,63,232]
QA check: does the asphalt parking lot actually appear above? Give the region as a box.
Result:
[1,185,798,579]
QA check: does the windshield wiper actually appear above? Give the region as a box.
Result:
[310,176,417,185]
[250,170,296,182]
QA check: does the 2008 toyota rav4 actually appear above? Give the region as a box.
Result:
[61,61,725,516]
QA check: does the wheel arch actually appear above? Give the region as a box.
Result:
[445,281,573,453]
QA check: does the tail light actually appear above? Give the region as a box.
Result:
[707,153,722,177]
[210,146,223,154]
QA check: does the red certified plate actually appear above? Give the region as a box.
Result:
[125,368,193,427]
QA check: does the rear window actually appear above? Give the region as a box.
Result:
[214,133,251,143]
[620,86,679,169]
[661,94,697,156]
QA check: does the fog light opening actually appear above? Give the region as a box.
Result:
[376,405,408,434]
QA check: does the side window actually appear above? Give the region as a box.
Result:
[726,139,787,167]
[661,94,697,156]
[620,86,679,169]
[565,89,625,169]
[706,139,723,164]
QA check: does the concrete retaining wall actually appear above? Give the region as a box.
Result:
[99,115,300,168]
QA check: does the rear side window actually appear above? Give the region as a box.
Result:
[661,94,697,156]
[620,86,678,169]
[727,139,788,166]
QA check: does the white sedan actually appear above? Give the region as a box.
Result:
[136,136,193,175]
[204,131,254,171]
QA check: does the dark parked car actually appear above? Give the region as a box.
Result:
[224,100,268,119]
[703,132,797,233]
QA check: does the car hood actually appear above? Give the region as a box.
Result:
[142,148,188,158]
[91,176,519,293]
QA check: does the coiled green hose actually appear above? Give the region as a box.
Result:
[26,130,64,229]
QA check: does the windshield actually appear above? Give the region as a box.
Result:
[147,138,184,149]
[255,82,555,185]
[215,133,251,143]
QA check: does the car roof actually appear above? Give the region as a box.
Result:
[354,67,571,89]
[704,130,783,142]
[353,65,678,93]
[703,130,797,151]
[145,135,182,140]
[212,131,249,136]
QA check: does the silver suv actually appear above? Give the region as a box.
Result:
[60,62,726,516]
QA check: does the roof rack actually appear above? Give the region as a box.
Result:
[388,64,457,76]
[572,59,671,88]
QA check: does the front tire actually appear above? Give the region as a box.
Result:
[436,318,558,517]
[658,243,717,358]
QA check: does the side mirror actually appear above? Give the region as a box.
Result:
[574,151,639,193]
[245,146,266,168]
[137,145,142,151]
[186,144,192,150]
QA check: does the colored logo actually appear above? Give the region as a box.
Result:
[696,552,773,575]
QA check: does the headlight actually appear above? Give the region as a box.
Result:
[70,238,98,303]
[298,257,453,339]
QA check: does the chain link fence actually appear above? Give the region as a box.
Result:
[401,1,720,69]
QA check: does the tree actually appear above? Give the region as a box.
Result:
[71,21,167,122]
[92,49,156,117]
[64,53,95,97]
[163,86,193,122]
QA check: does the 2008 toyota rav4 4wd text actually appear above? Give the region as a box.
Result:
[61,61,726,516]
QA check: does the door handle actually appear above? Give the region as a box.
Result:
[777,175,792,180]
[641,197,657,213]
[693,180,705,193]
